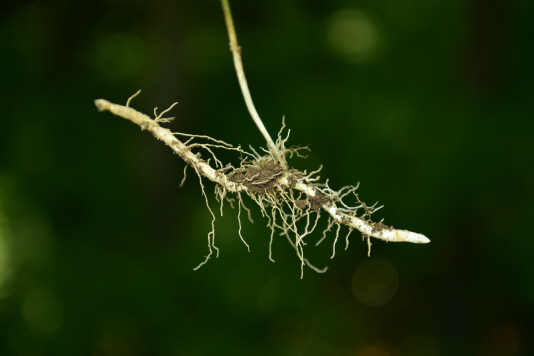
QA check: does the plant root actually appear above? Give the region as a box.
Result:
[95,94,429,277]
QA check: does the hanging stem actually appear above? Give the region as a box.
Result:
[220,0,287,169]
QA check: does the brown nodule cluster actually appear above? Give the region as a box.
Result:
[227,160,285,195]
[226,159,331,211]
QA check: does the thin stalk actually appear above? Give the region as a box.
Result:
[220,0,287,169]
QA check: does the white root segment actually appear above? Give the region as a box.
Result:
[325,204,429,244]
[292,181,429,244]
[95,98,245,193]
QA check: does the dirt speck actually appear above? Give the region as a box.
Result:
[308,189,330,210]
[371,222,392,234]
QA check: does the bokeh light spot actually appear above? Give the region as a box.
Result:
[479,322,521,356]
[404,334,440,356]
[94,314,146,356]
[355,345,392,356]
[327,9,382,63]
[22,288,62,334]
[352,258,399,307]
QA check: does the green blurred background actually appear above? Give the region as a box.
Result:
[1,0,533,355]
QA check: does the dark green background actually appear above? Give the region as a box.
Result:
[1,0,532,355]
